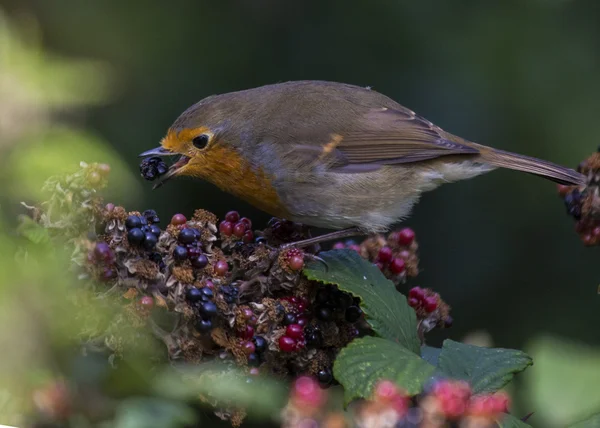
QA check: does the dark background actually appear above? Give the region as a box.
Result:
[2,0,598,419]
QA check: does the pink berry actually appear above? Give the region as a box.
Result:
[399,250,411,260]
[408,297,419,308]
[241,308,254,320]
[286,324,304,340]
[278,336,296,352]
[397,228,415,246]
[377,246,393,263]
[239,217,252,229]
[296,301,307,313]
[374,380,400,402]
[424,296,438,312]
[349,244,361,252]
[389,257,406,274]
[225,211,240,223]
[203,280,214,289]
[239,325,254,340]
[233,222,247,237]
[105,203,115,212]
[293,376,324,407]
[241,341,256,355]
[332,242,345,249]
[138,296,154,310]
[219,221,233,236]
[289,255,304,271]
[214,260,229,275]
[171,213,187,225]
[408,286,425,300]
[242,230,254,243]
[249,367,260,376]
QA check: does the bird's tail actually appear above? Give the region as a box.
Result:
[477,147,586,186]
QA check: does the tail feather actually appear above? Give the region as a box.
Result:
[480,148,586,186]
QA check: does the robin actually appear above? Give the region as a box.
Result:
[140,80,585,247]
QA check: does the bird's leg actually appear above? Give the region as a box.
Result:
[280,227,363,249]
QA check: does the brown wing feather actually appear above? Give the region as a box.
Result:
[333,107,480,166]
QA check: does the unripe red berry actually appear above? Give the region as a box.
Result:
[138,296,154,310]
[97,163,111,176]
[373,380,401,402]
[408,297,419,308]
[239,325,254,340]
[349,244,361,252]
[289,255,304,271]
[233,222,247,237]
[424,296,438,312]
[239,217,252,229]
[389,257,406,274]
[241,308,254,320]
[377,246,393,263]
[225,211,240,223]
[286,324,304,340]
[332,242,345,249]
[88,171,101,185]
[241,341,256,355]
[214,260,229,275]
[397,228,415,246]
[278,336,296,352]
[408,286,425,300]
[219,221,233,236]
[105,203,115,212]
[242,230,254,243]
[171,213,187,225]
[249,367,260,376]
[292,376,325,407]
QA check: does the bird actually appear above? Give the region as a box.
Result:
[140,80,585,247]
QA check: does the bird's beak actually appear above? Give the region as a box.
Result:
[138,146,178,158]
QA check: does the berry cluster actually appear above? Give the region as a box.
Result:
[333,227,419,285]
[139,156,167,181]
[87,242,116,281]
[557,149,600,245]
[219,210,254,244]
[125,211,161,250]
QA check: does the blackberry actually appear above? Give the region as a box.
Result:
[200,287,214,300]
[345,306,362,322]
[317,368,333,386]
[199,302,218,319]
[283,313,297,325]
[149,225,161,237]
[195,319,212,333]
[173,246,188,261]
[125,215,142,230]
[334,290,353,309]
[127,228,144,245]
[142,209,160,224]
[316,306,333,321]
[143,232,158,250]
[305,329,323,348]
[139,157,168,181]
[186,288,203,303]
[192,254,208,269]
[247,353,261,367]
[253,336,267,353]
[179,228,196,244]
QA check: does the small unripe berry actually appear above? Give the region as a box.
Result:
[408,297,419,308]
[170,213,187,225]
[332,242,345,249]
[241,341,256,355]
[239,325,255,340]
[214,260,229,276]
[389,257,406,274]
[377,246,393,263]
[397,228,415,246]
[239,217,252,229]
[278,336,296,352]
[233,222,247,237]
[97,163,111,176]
[408,286,425,300]
[286,324,304,340]
[225,211,240,223]
[424,296,438,312]
[242,230,254,243]
[219,221,233,236]
[289,255,304,271]
[138,296,154,310]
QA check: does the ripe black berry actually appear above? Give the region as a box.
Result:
[173,246,188,261]
[195,319,212,333]
[149,225,161,237]
[199,301,218,319]
[125,215,142,229]
[316,306,333,321]
[179,228,196,244]
[140,156,168,181]
[186,288,203,302]
[247,353,261,367]
[305,330,323,348]
[345,306,362,323]
[200,287,214,300]
[253,336,267,353]
[143,232,157,250]
[335,291,353,309]
[192,254,208,268]
[143,209,160,224]
[283,313,297,325]
[127,228,144,245]
[317,368,333,385]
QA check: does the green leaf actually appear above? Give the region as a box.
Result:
[438,339,532,393]
[523,336,600,427]
[421,345,442,366]
[111,397,196,428]
[569,413,600,428]
[497,414,533,428]
[304,249,420,354]
[333,336,435,404]
[16,216,49,244]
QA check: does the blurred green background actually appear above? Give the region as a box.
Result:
[1,0,599,426]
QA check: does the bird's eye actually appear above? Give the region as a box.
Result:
[192,134,210,149]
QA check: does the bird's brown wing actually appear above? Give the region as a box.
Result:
[331,107,479,168]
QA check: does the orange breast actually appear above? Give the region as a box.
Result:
[197,145,290,218]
